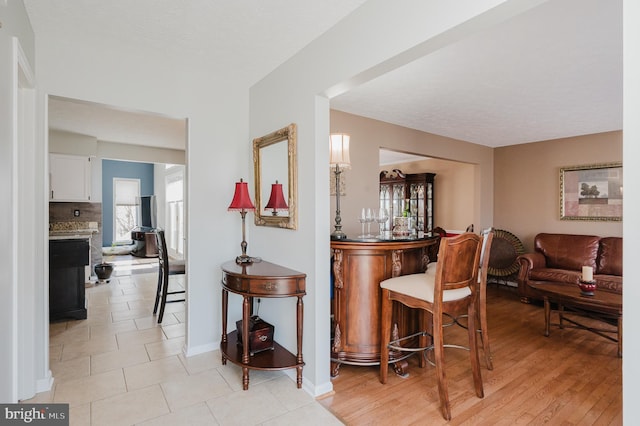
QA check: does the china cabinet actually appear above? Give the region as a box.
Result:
[379,169,435,233]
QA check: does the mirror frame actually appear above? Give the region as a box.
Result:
[253,123,298,229]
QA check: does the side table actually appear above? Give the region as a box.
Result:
[220,260,306,390]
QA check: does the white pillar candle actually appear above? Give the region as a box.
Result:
[582,266,593,282]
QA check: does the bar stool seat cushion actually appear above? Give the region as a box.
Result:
[380,273,471,303]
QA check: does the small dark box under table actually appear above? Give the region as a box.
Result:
[236,316,274,355]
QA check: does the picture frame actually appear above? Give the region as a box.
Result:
[253,123,298,230]
[560,162,622,221]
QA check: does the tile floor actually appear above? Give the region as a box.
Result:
[24,256,343,425]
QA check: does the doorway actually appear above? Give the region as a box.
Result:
[379,148,475,233]
[46,95,188,363]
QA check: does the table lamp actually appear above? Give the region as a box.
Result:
[330,133,351,240]
[264,180,288,216]
[228,178,255,264]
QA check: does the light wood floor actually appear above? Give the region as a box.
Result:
[319,285,622,425]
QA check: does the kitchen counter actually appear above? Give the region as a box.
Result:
[49,220,99,240]
[49,231,96,240]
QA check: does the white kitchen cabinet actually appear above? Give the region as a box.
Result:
[49,153,92,201]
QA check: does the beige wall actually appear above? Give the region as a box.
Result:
[330,110,494,238]
[331,110,622,250]
[381,158,475,232]
[494,131,622,251]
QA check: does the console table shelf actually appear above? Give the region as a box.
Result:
[220,330,299,370]
[220,260,306,390]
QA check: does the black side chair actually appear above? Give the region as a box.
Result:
[153,228,185,323]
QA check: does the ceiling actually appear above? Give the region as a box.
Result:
[26,0,622,155]
[47,96,188,150]
[379,149,430,167]
[332,0,622,148]
[26,0,367,151]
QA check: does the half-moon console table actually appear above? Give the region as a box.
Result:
[330,236,438,377]
[220,260,306,390]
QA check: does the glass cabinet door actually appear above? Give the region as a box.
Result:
[426,181,433,232]
[409,182,425,232]
[378,182,405,232]
[391,183,405,221]
[379,184,391,231]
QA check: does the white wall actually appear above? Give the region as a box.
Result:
[623,0,640,420]
[49,130,186,164]
[0,0,39,403]
[33,19,251,380]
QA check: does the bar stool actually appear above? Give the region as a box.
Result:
[379,232,483,420]
[434,228,495,369]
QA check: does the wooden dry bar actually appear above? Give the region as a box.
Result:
[330,236,438,377]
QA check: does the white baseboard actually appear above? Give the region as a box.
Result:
[282,369,333,398]
[182,341,219,357]
[184,341,334,398]
[36,370,54,393]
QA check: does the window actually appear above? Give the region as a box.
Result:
[113,178,140,244]
[166,171,184,258]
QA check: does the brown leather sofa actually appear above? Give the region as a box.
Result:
[517,233,622,303]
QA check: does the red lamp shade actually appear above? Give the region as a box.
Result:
[228,178,255,211]
[265,180,288,212]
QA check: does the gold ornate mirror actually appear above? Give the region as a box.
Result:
[253,123,297,229]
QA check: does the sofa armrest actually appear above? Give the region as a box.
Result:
[517,253,545,276]
[517,253,546,302]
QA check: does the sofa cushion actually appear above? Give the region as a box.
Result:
[597,237,622,276]
[530,268,581,284]
[595,274,622,294]
[534,233,600,271]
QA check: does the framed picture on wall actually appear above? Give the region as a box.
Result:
[560,162,622,221]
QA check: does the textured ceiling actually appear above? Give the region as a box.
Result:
[25,0,622,154]
[24,0,368,84]
[332,0,622,148]
[24,0,367,150]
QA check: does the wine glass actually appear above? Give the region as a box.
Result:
[377,208,389,237]
[358,208,368,238]
[365,208,374,237]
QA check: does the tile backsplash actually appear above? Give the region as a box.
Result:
[49,202,103,266]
